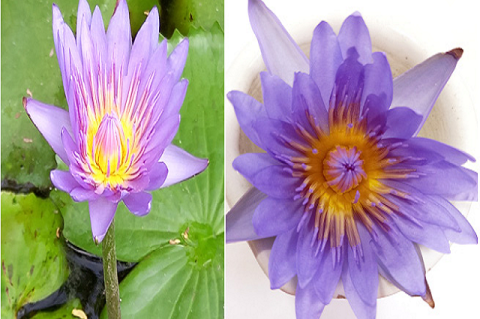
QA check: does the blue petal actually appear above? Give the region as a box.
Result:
[295,283,326,319]
[391,49,463,136]
[347,224,378,306]
[369,223,426,296]
[226,187,267,243]
[342,261,376,319]
[228,90,266,148]
[310,21,343,109]
[89,196,118,243]
[253,197,303,238]
[248,0,309,85]
[268,229,298,289]
[260,72,293,121]
[337,12,372,64]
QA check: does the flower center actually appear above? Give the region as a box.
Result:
[92,114,127,176]
[84,112,137,189]
[281,86,418,255]
[323,146,366,193]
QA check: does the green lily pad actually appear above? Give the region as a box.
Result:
[159,0,224,38]
[52,24,224,262]
[126,0,160,37]
[30,299,84,319]
[1,192,69,318]
[0,0,116,189]
[102,231,224,318]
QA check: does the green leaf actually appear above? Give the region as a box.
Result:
[30,299,84,319]
[1,192,69,318]
[159,0,224,38]
[102,232,224,318]
[0,0,116,188]
[53,24,224,263]
[126,0,160,37]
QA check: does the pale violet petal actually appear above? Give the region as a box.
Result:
[24,98,72,165]
[248,0,309,85]
[226,187,267,243]
[159,144,208,188]
[391,49,463,136]
[89,196,118,243]
[124,192,152,216]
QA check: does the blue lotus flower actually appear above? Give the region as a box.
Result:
[226,1,478,318]
[25,0,208,243]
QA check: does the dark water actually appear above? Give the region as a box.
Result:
[17,241,136,319]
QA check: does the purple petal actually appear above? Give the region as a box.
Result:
[233,154,299,199]
[123,192,152,216]
[78,15,97,108]
[313,247,344,304]
[401,161,477,201]
[369,224,426,296]
[107,0,132,80]
[23,98,71,164]
[392,214,451,253]
[60,128,79,166]
[144,114,180,167]
[90,6,107,65]
[76,0,92,53]
[310,21,343,109]
[88,196,118,243]
[226,187,268,243]
[382,107,423,139]
[433,196,478,245]
[232,152,281,184]
[159,145,208,188]
[342,263,376,319]
[405,137,475,165]
[253,117,306,158]
[295,284,325,319]
[337,12,372,64]
[146,162,168,191]
[50,170,80,192]
[248,0,308,85]
[361,52,392,119]
[127,7,159,75]
[71,187,100,202]
[268,229,298,289]
[292,72,329,133]
[384,188,460,232]
[296,216,324,288]
[391,49,463,135]
[253,197,303,237]
[56,12,84,103]
[142,40,168,102]
[167,38,189,83]
[260,72,292,121]
[333,54,365,111]
[161,79,188,120]
[227,90,266,148]
[347,224,378,306]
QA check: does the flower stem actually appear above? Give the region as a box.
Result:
[102,220,121,319]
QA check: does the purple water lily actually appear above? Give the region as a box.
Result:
[24,0,208,243]
[226,1,478,318]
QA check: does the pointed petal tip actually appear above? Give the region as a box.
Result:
[422,281,435,309]
[94,235,102,245]
[446,48,463,60]
[447,48,463,59]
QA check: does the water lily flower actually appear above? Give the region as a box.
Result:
[24,0,208,243]
[226,0,478,318]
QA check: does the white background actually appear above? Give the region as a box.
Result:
[225,0,480,318]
